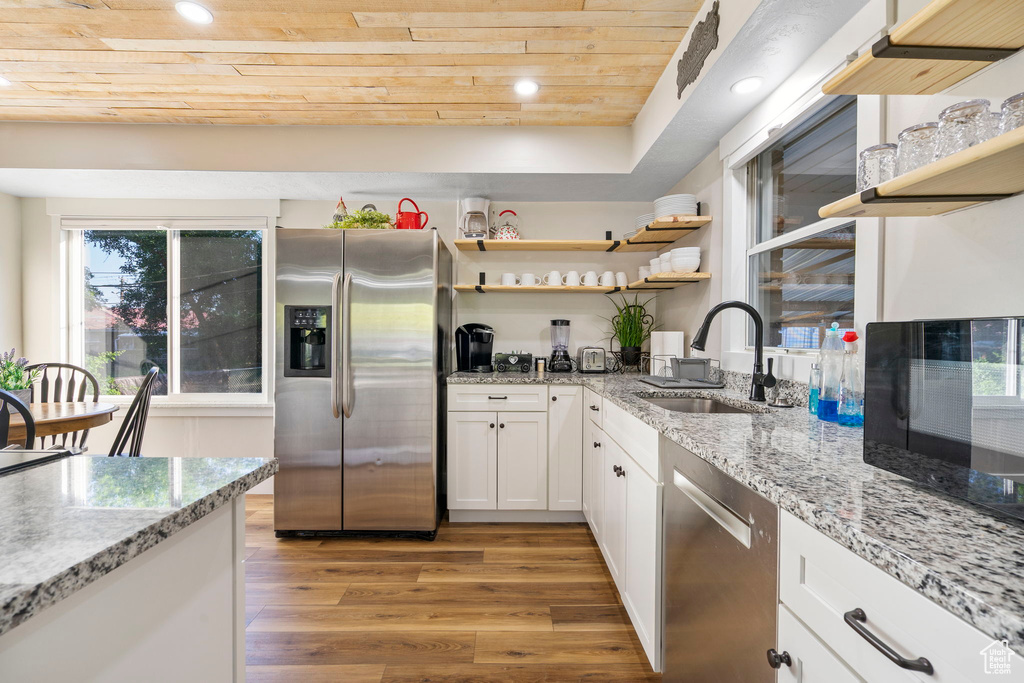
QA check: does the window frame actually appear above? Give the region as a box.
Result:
[65,219,272,407]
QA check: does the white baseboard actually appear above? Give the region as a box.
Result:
[448,509,586,523]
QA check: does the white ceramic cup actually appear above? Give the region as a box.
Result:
[649,257,661,272]
[543,270,564,286]
[599,272,615,287]
[582,271,599,287]
[659,254,672,272]
[521,272,539,286]
[500,272,521,286]
[564,270,581,286]
[615,271,628,287]
[638,266,651,279]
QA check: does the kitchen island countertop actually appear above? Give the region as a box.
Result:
[448,371,1024,653]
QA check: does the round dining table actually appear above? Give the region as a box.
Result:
[6,402,119,446]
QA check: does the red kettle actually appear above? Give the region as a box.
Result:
[395,198,428,230]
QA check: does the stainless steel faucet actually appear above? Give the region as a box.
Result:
[691,300,772,402]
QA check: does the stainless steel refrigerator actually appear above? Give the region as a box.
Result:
[274,228,452,536]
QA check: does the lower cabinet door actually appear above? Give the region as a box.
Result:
[583,421,605,538]
[622,455,661,668]
[497,411,548,510]
[777,605,861,683]
[600,437,627,586]
[548,386,583,510]
[447,411,497,510]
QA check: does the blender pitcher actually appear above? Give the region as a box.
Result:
[549,319,572,372]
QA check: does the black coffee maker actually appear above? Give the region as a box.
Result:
[455,323,494,372]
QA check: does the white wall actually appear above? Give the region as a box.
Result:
[0,193,21,352]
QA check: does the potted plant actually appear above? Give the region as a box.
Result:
[607,294,656,367]
[324,208,394,230]
[0,349,40,407]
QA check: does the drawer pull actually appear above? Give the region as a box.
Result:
[766,649,791,669]
[589,405,599,411]
[593,441,601,448]
[613,465,625,477]
[844,608,934,675]
[488,395,508,400]
[489,423,495,429]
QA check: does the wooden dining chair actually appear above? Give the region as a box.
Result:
[25,363,100,452]
[0,389,35,450]
[107,367,159,458]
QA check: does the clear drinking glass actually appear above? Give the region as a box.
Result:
[896,122,938,175]
[857,143,897,191]
[937,99,991,157]
[1001,92,1024,133]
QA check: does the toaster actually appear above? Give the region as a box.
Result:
[577,347,607,373]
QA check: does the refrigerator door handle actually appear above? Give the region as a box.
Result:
[341,272,355,418]
[330,272,342,419]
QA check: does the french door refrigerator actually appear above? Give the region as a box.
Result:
[274,228,452,537]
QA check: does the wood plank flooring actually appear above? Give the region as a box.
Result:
[245,494,661,682]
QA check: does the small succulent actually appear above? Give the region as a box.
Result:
[0,349,41,391]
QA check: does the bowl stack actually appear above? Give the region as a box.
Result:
[669,247,701,273]
[654,194,697,219]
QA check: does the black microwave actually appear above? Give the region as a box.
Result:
[865,318,1024,521]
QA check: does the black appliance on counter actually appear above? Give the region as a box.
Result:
[548,319,573,372]
[865,318,1024,521]
[455,323,494,372]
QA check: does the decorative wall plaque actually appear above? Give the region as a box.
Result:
[677,0,721,98]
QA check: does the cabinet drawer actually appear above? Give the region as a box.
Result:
[780,511,1014,682]
[448,384,548,412]
[584,387,603,427]
[601,399,658,480]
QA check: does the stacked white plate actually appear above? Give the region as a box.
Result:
[634,212,655,229]
[622,228,639,240]
[654,193,697,218]
[670,246,701,273]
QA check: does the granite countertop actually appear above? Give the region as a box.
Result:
[449,370,1024,652]
[0,455,277,637]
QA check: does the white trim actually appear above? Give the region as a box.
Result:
[746,217,859,256]
[168,228,180,396]
[448,510,586,523]
[60,217,270,231]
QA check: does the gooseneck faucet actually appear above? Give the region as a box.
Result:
[691,301,768,402]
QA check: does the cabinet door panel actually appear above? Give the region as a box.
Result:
[777,605,861,683]
[447,412,497,510]
[601,437,627,586]
[497,412,548,510]
[623,456,660,667]
[584,421,606,542]
[548,386,583,511]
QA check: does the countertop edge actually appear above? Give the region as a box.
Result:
[0,458,278,638]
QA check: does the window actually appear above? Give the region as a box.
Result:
[70,222,266,401]
[746,96,857,349]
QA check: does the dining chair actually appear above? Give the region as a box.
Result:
[0,389,35,450]
[25,363,101,452]
[107,367,159,458]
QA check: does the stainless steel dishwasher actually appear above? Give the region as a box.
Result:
[660,435,779,682]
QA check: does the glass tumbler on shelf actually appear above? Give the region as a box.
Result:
[896,122,938,175]
[1001,92,1024,133]
[937,99,991,157]
[857,143,897,191]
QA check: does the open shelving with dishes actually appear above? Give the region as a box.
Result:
[453,215,712,253]
[818,125,1024,218]
[453,272,710,294]
[822,0,1024,96]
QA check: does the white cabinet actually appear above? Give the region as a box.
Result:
[496,412,548,510]
[446,412,498,510]
[584,387,603,427]
[547,386,583,511]
[600,437,628,586]
[583,420,604,535]
[777,605,861,683]
[622,454,660,662]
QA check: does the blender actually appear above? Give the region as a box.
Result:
[549,319,573,372]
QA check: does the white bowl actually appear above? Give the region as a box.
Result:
[671,257,701,265]
[671,248,701,256]
[672,264,699,273]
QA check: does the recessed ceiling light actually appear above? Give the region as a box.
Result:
[175,1,213,24]
[514,79,539,96]
[730,76,763,95]
[0,76,11,87]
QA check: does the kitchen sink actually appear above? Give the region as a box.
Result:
[641,396,755,414]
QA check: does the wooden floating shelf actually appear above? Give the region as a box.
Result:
[454,215,712,253]
[823,0,1024,95]
[453,272,710,294]
[819,126,1024,218]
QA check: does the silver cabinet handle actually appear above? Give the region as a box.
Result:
[341,273,354,419]
[330,272,342,419]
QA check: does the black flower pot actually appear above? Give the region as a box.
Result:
[621,346,642,367]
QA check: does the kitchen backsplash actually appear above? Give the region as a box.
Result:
[713,368,810,407]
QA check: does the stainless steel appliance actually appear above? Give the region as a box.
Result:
[661,436,778,682]
[577,347,606,373]
[274,228,452,536]
[455,323,494,372]
[865,317,1024,521]
[549,319,572,372]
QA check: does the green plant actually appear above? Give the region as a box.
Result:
[86,350,127,395]
[324,209,393,230]
[0,349,40,391]
[606,294,657,348]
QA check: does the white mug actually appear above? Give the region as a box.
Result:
[582,271,599,287]
[564,270,581,286]
[599,272,615,287]
[638,266,651,279]
[649,257,661,272]
[521,272,539,286]
[500,272,521,286]
[543,270,564,286]
[615,271,628,287]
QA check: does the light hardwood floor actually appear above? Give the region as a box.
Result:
[244,494,661,682]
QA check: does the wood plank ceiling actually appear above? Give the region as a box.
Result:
[0,1,699,126]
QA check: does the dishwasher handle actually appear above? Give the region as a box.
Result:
[673,468,752,548]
